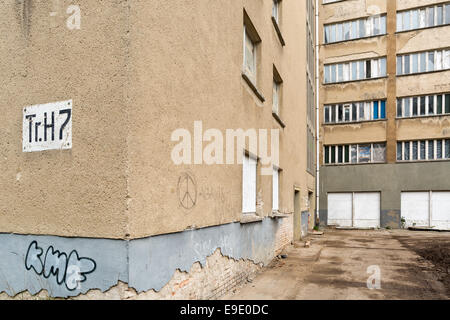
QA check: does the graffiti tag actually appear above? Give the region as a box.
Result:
[25,241,96,291]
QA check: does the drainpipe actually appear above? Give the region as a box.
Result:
[315,0,320,228]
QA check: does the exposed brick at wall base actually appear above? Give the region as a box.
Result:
[0,218,294,300]
[274,215,294,254]
[0,249,262,300]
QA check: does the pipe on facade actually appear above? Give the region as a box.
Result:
[315,0,320,227]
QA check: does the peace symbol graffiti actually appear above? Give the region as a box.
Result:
[177,172,197,210]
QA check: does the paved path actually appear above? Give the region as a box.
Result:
[222,229,449,300]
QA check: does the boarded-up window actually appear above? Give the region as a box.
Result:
[242,153,257,213]
[272,168,279,211]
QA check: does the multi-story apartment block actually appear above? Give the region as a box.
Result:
[0,1,316,299]
[319,0,450,230]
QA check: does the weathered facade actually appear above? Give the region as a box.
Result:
[319,0,450,229]
[0,0,316,299]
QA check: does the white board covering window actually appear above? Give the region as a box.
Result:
[242,154,257,213]
[273,81,280,115]
[243,27,256,85]
[272,168,279,211]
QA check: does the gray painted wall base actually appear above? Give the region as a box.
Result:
[0,217,286,298]
[301,211,309,238]
[319,162,450,229]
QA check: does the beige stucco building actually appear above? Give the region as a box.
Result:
[0,0,316,299]
[319,0,450,229]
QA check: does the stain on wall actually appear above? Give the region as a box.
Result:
[15,0,33,39]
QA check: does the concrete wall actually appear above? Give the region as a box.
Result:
[0,0,129,239]
[318,0,450,228]
[126,0,316,238]
[319,162,450,228]
[0,0,315,239]
[0,0,313,298]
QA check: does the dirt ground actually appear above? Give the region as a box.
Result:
[222,229,450,300]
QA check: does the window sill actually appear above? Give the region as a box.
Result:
[395,23,450,35]
[397,159,450,164]
[240,213,264,224]
[397,69,450,78]
[323,76,387,86]
[271,17,286,47]
[323,119,387,126]
[272,112,286,128]
[323,33,387,46]
[396,114,450,120]
[270,211,290,219]
[323,162,387,167]
[323,0,347,5]
[242,72,265,103]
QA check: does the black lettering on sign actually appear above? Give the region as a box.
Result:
[26,114,36,143]
[44,112,55,142]
[25,241,96,291]
[59,109,71,140]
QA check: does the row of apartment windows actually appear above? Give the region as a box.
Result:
[324,94,450,124]
[324,143,386,164]
[397,94,450,118]
[397,49,450,75]
[324,15,386,44]
[397,2,450,32]
[324,57,386,84]
[397,140,450,162]
[323,2,450,44]
[324,140,450,165]
[324,100,386,124]
[324,49,449,84]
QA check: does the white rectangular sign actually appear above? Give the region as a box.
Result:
[23,100,72,152]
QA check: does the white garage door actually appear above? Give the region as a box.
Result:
[328,193,352,227]
[354,193,380,228]
[401,192,450,230]
[401,192,430,228]
[328,192,380,228]
[431,192,450,230]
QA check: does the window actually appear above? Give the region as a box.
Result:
[273,66,284,125]
[324,143,386,165]
[324,100,387,123]
[373,143,386,162]
[397,2,450,32]
[243,26,257,84]
[397,49,450,76]
[397,139,450,162]
[272,0,280,24]
[272,167,279,212]
[242,153,257,213]
[324,15,387,44]
[447,4,450,24]
[307,129,315,173]
[397,142,403,161]
[324,57,386,84]
[243,12,262,90]
[273,81,280,115]
[397,93,450,118]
